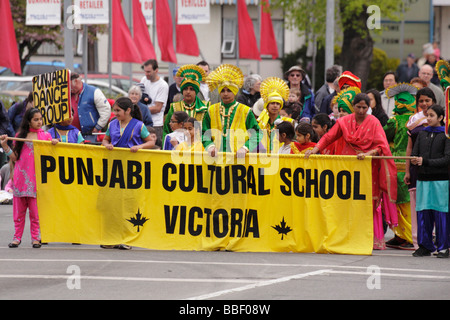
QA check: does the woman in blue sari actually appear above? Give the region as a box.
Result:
[102,97,155,152]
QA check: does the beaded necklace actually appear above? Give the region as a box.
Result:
[181,100,196,117]
[219,101,238,137]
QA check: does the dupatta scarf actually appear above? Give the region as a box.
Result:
[318,114,397,203]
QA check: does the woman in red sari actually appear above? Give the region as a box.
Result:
[305,93,397,250]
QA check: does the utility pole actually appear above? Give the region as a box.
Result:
[64,0,74,72]
[325,0,335,78]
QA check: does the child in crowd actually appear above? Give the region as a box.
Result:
[279,106,293,120]
[290,122,318,154]
[404,87,436,249]
[411,104,450,258]
[285,88,303,120]
[47,113,84,144]
[0,108,56,248]
[329,101,339,120]
[102,97,155,152]
[311,113,337,155]
[175,117,204,152]
[279,107,297,129]
[163,111,189,150]
[147,127,161,149]
[311,113,336,139]
[276,121,295,154]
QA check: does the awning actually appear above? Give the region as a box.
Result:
[210,0,260,5]
[433,0,450,6]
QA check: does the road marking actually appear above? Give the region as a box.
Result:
[187,268,450,300]
[187,269,332,300]
[0,274,258,284]
[1,258,450,275]
[328,270,450,280]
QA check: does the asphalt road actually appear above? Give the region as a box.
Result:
[1,203,450,304]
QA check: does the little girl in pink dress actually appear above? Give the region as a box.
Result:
[0,108,54,248]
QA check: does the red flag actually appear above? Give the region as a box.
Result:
[132,0,156,61]
[112,0,142,63]
[156,0,177,63]
[176,24,200,57]
[0,1,21,75]
[237,0,260,60]
[260,0,278,59]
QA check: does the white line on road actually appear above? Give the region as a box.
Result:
[186,269,333,300]
[186,268,450,300]
[1,258,450,275]
[0,274,258,284]
[328,270,450,280]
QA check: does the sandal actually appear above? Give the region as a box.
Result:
[32,241,41,248]
[8,240,20,248]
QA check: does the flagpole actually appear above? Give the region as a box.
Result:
[325,0,335,75]
[108,0,112,96]
[123,0,133,88]
[83,25,88,81]
[257,0,261,74]
[152,0,156,45]
[236,0,239,68]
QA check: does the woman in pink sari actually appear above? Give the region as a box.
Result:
[305,93,398,250]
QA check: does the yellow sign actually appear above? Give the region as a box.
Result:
[35,142,374,255]
[32,69,71,126]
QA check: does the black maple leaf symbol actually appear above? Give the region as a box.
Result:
[272,217,292,240]
[126,209,149,232]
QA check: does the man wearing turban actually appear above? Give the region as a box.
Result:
[163,64,209,140]
[202,64,261,156]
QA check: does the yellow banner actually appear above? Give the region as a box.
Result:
[35,141,373,255]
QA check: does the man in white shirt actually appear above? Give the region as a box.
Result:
[140,59,169,142]
[196,60,211,102]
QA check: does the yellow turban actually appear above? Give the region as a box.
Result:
[260,77,289,109]
[206,64,244,97]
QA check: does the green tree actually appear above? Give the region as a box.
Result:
[10,0,106,74]
[271,0,410,90]
[10,0,63,72]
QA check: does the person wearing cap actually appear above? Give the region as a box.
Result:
[396,53,419,83]
[383,83,419,250]
[256,77,294,153]
[163,64,208,141]
[202,64,261,157]
[284,66,315,121]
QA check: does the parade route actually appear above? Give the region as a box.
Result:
[1,203,450,301]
